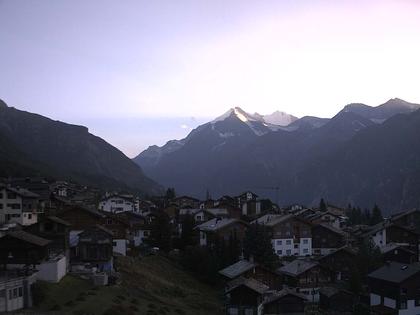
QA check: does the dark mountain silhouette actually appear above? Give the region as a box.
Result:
[134,99,420,212]
[0,100,162,196]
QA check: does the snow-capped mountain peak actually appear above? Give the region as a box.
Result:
[211,107,258,124]
[262,110,298,126]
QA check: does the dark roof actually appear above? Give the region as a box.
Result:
[390,208,420,221]
[316,246,357,261]
[278,259,318,277]
[380,243,415,255]
[3,186,39,198]
[225,277,269,295]
[46,216,72,227]
[219,260,256,279]
[319,287,353,298]
[263,288,306,304]
[362,222,418,238]
[314,223,347,236]
[196,218,247,232]
[368,262,420,283]
[7,230,51,247]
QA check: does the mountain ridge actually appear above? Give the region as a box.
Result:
[0,100,162,196]
[134,98,420,212]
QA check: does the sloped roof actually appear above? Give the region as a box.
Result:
[316,246,357,262]
[314,223,347,236]
[226,277,269,294]
[251,214,282,225]
[319,286,353,298]
[278,259,318,277]
[196,218,246,232]
[219,259,256,279]
[4,186,39,198]
[7,230,51,247]
[47,216,71,227]
[263,288,307,304]
[368,262,420,283]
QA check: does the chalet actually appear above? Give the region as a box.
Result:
[25,216,71,260]
[0,269,37,312]
[309,210,345,229]
[70,226,113,272]
[99,193,136,213]
[242,200,262,217]
[196,218,248,247]
[380,243,417,265]
[277,259,331,302]
[316,246,357,282]
[172,196,200,209]
[362,223,419,259]
[0,184,41,226]
[319,287,355,313]
[264,214,312,257]
[225,276,269,315]
[311,223,347,256]
[390,209,420,234]
[219,259,282,290]
[262,288,306,315]
[114,211,150,247]
[57,206,129,256]
[0,230,67,283]
[57,205,107,230]
[236,191,258,210]
[179,208,229,224]
[368,262,420,314]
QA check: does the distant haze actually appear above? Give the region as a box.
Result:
[1,0,420,156]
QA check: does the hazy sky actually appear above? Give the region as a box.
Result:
[1,0,420,157]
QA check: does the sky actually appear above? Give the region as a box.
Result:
[1,0,420,157]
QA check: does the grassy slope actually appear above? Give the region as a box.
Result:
[33,255,223,315]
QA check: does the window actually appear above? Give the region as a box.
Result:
[401,288,407,295]
[112,241,117,246]
[276,240,282,245]
[277,250,282,255]
[18,287,22,297]
[0,204,3,209]
[107,218,112,225]
[28,214,32,220]
[303,239,309,244]
[303,248,309,254]
[0,193,3,199]
[286,249,291,256]
[13,288,17,298]
[7,193,17,199]
[286,240,292,245]
[294,244,299,249]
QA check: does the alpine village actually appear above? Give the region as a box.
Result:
[2,99,420,315]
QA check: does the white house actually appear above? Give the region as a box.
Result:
[257,214,312,257]
[0,185,41,226]
[0,271,37,312]
[368,262,420,315]
[99,194,136,213]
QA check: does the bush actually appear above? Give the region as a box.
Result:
[31,282,47,306]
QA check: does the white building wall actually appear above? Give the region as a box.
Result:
[113,239,128,256]
[399,300,420,315]
[372,229,387,248]
[20,212,38,226]
[99,199,134,213]
[370,293,381,306]
[36,256,67,283]
[200,232,207,246]
[384,297,396,309]
[272,238,312,257]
